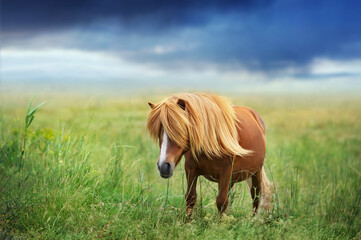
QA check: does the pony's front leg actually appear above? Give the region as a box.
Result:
[185,168,198,218]
[216,168,232,215]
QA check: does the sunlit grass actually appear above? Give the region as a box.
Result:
[0,93,360,239]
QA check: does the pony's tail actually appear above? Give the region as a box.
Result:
[247,167,274,214]
[259,167,273,214]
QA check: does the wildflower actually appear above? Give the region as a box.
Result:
[59,160,63,164]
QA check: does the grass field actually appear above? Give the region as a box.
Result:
[1,93,360,239]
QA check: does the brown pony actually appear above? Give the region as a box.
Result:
[147,93,273,216]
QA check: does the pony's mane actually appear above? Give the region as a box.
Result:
[147,93,252,159]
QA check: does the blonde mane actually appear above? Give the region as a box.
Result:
[147,93,252,159]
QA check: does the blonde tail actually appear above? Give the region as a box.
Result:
[258,167,273,214]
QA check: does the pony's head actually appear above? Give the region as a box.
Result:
[147,98,188,178]
[147,93,252,178]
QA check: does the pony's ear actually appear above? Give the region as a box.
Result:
[148,102,155,109]
[177,99,186,110]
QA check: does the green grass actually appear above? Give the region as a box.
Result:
[0,93,360,239]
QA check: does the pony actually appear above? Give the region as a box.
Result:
[147,93,273,216]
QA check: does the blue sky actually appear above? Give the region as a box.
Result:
[1,0,361,93]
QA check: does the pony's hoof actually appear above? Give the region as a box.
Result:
[219,214,236,224]
[185,208,194,221]
[224,206,232,215]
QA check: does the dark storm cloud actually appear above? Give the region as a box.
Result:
[2,0,361,72]
[2,0,271,33]
[191,0,361,71]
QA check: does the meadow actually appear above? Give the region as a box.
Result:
[0,92,360,239]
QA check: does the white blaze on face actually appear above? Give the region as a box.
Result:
[159,130,168,165]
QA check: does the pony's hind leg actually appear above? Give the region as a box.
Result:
[247,171,261,214]
[247,167,273,215]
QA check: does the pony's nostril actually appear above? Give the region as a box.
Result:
[159,162,171,176]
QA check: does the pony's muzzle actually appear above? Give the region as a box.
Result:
[158,162,173,178]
